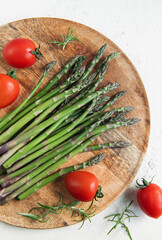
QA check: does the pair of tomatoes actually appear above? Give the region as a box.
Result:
[65,172,162,219]
[0,38,41,108]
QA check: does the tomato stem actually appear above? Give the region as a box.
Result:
[136,177,154,189]
[31,45,43,60]
[6,69,17,79]
[94,185,104,200]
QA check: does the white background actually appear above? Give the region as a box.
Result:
[0,0,162,239]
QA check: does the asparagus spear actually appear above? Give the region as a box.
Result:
[79,44,106,80]
[0,62,56,131]
[85,61,108,96]
[86,91,127,117]
[83,141,131,151]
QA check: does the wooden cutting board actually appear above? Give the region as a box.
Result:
[0,18,150,229]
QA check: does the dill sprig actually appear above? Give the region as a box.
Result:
[105,200,138,240]
[50,26,80,50]
[18,192,96,229]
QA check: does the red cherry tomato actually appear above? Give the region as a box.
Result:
[0,73,20,108]
[136,178,162,219]
[3,38,42,68]
[65,171,99,202]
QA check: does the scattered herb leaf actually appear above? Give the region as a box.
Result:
[50,26,80,50]
[18,192,96,229]
[105,200,138,240]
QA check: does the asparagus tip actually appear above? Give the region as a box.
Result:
[98,44,107,54]
[46,61,57,71]
[126,118,141,126]
[82,56,87,60]
[88,153,106,166]
[102,43,107,49]
[107,52,121,61]
[117,90,126,97]
[115,141,131,148]
[124,106,134,112]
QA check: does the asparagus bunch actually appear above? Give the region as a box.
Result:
[0,44,140,205]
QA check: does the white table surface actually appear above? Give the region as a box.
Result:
[0,0,162,239]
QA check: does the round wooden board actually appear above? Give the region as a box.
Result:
[0,18,150,229]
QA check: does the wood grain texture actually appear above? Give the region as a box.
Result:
[0,17,150,229]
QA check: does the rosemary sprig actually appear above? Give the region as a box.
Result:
[18,192,96,228]
[50,26,80,50]
[105,200,138,240]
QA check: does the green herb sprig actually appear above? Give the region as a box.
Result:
[18,192,96,229]
[105,200,138,240]
[50,26,80,50]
